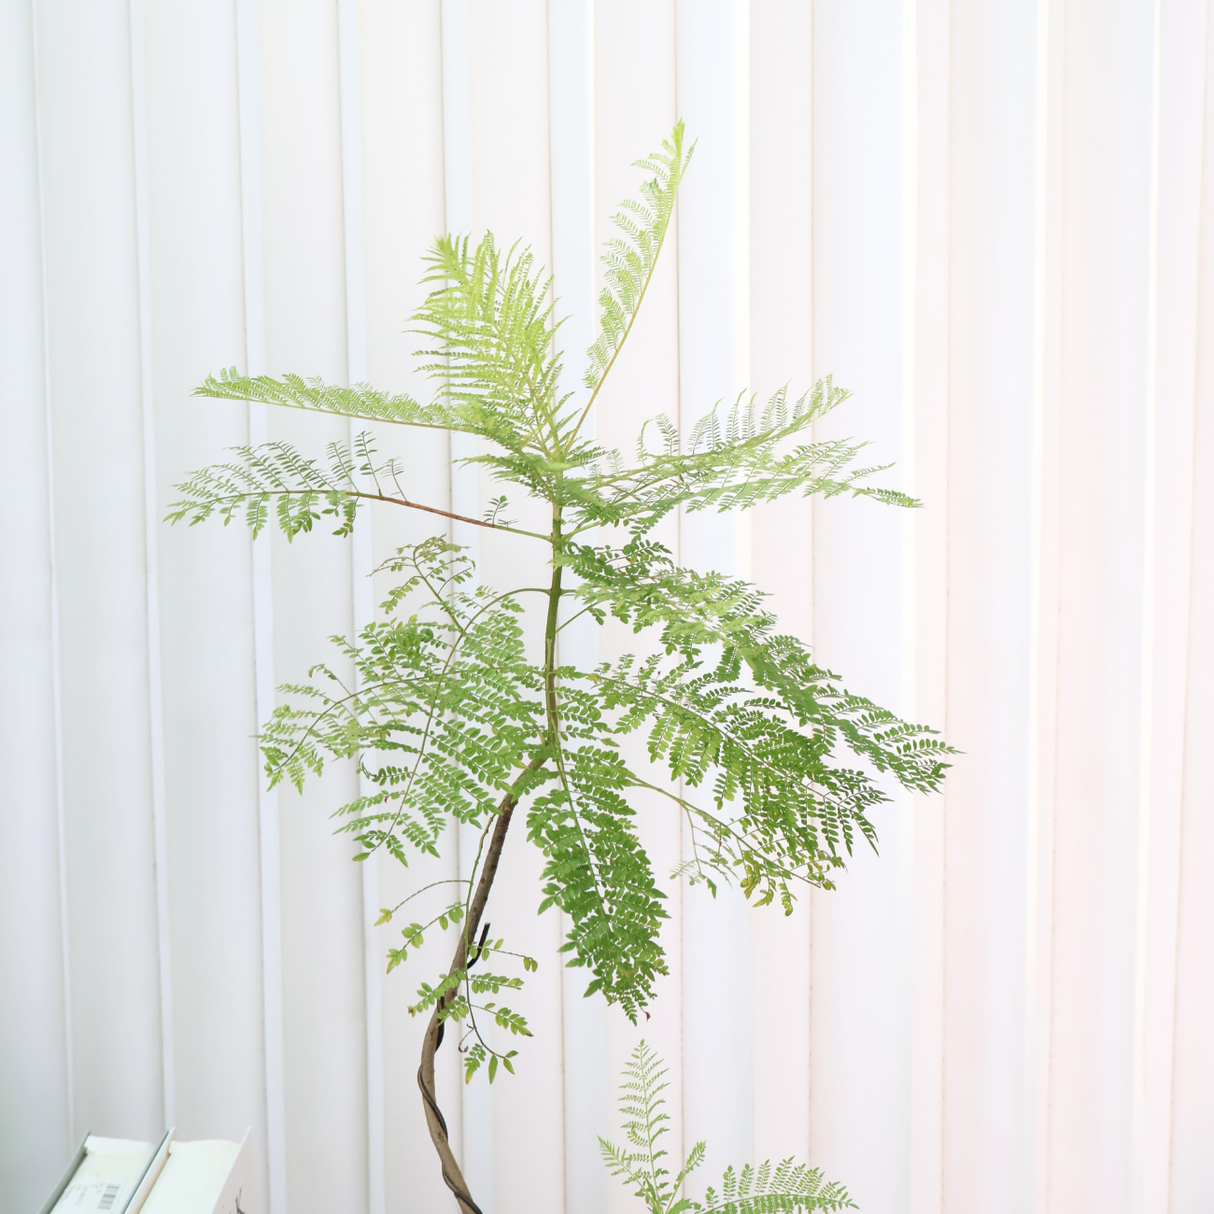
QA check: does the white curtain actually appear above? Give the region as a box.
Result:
[2,1,1211,1212]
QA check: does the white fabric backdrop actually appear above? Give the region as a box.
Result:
[2,1,1211,1212]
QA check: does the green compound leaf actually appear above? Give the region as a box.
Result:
[601,1042,856,1214]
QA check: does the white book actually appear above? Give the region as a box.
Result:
[41,1131,169,1214]
[140,1134,254,1214]
[40,1130,254,1214]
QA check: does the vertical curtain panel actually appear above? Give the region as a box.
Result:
[1,1,1211,1212]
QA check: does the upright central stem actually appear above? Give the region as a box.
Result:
[544,505,564,738]
[416,502,564,1214]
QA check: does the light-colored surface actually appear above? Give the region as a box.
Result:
[141,1141,241,1214]
[41,1133,252,1214]
[124,1129,172,1214]
[50,1138,152,1214]
[2,2,1212,1213]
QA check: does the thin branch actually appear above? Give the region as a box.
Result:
[382,878,471,920]
[186,486,548,542]
[354,488,551,541]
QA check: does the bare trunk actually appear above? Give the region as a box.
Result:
[415,766,536,1214]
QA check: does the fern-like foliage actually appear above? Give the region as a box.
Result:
[581,122,693,410]
[168,122,952,1187]
[261,540,549,847]
[166,430,547,544]
[167,431,380,539]
[259,538,670,1021]
[601,1042,855,1214]
[562,380,917,537]
[524,687,670,1015]
[414,234,565,457]
[565,536,949,898]
[195,367,469,431]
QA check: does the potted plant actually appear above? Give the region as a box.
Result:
[170,123,949,1213]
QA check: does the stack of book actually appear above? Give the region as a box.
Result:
[38,1128,253,1214]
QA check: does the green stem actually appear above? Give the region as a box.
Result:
[544,505,565,728]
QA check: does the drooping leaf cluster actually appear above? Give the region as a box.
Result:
[600,1041,855,1213]
[563,537,949,900]
[169,120,951,1080]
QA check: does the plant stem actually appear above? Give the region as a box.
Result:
[544,505,564,728]
[416,768,533,1214]
[415,506,565,1213]
[355,488,548,540]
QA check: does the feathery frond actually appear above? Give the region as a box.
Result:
[167,432,547,542]
[195,367,468,431]
[563,379,915,537]
[601,1042,855,1214]
[415,233,566,454]
[575,121,694,439]
[527,682,669,1019]
[167,435,368,539]
[698,1160,855,1214]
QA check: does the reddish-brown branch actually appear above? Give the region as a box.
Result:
[356,490,544,539]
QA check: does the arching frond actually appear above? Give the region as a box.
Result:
[195,367,468,431]
[575,122,694,440]
[564,379,916,536]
